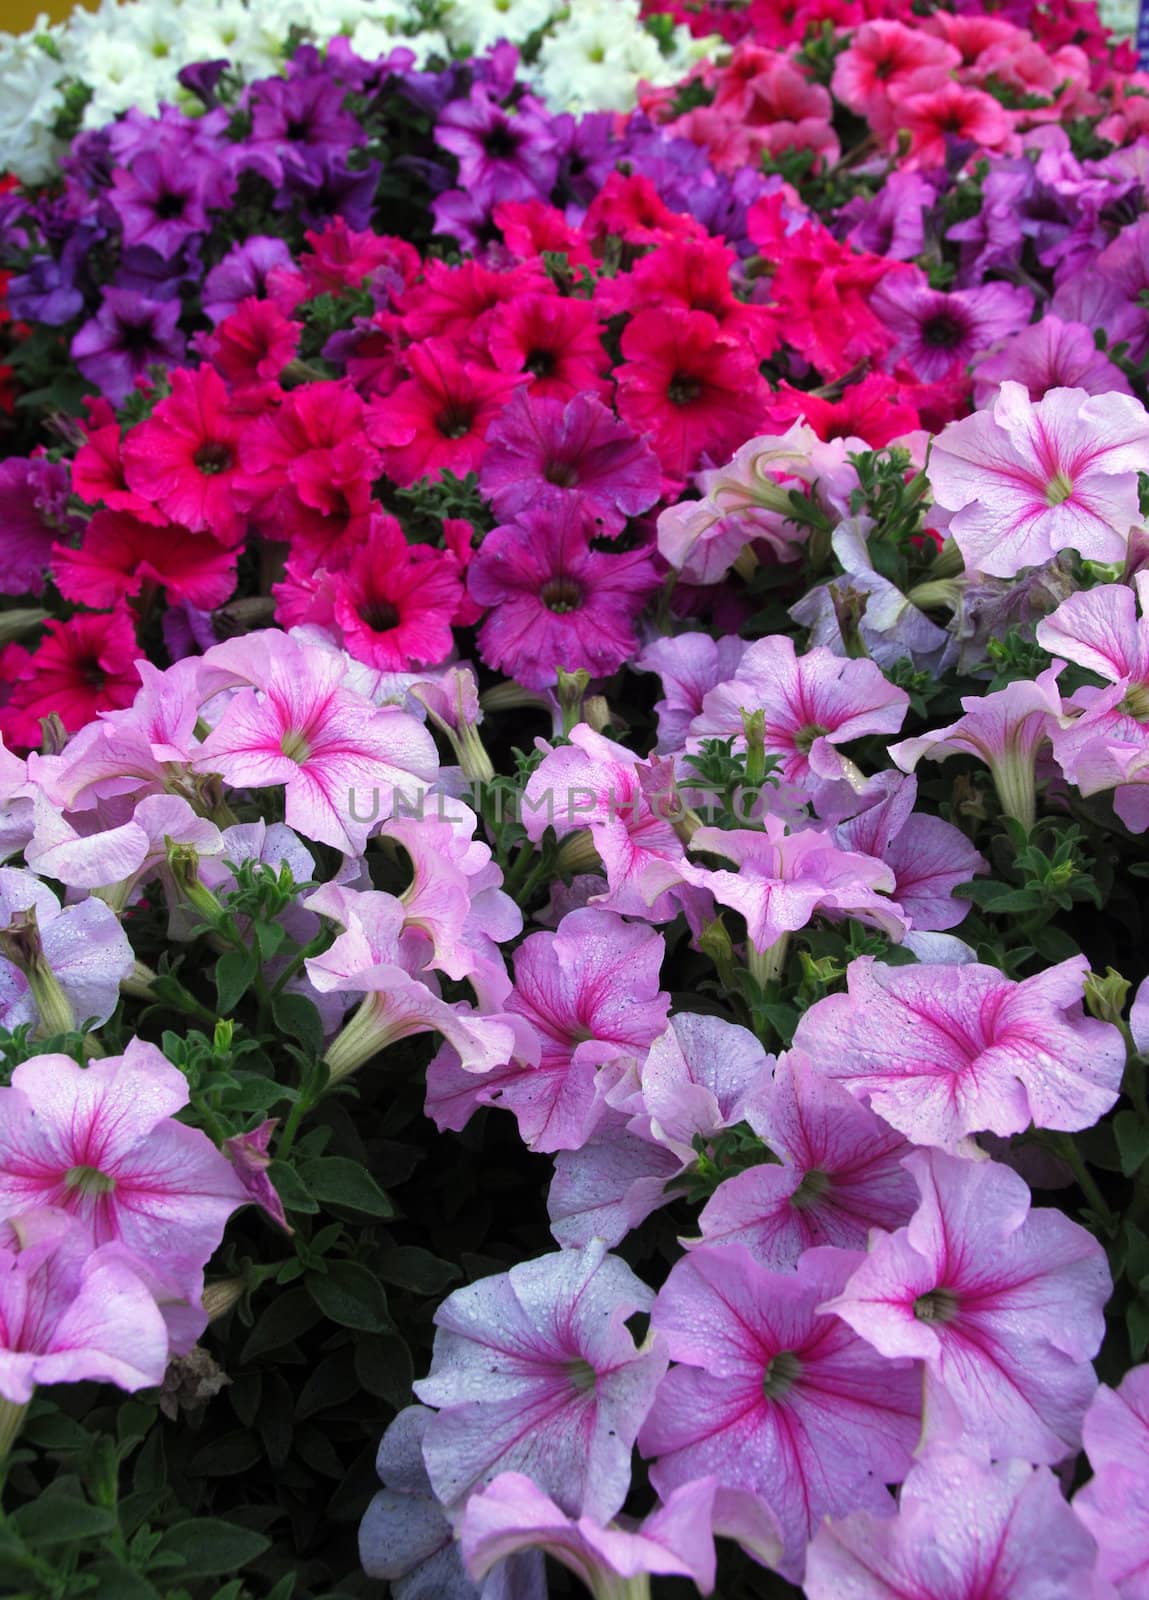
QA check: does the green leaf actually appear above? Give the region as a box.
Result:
[188,1432,264,1477]
[253,920,286,961]
[299,1156,395,1217]
[266,1160,319,1215]
[158,1519,271,1578]
[271,992,324,1055]
[1129,1296,1149,1361]
[1115,1111,1149,1178]
[306,1261,392,1332]
[241,1287,323,1360]
[10,1495,117,1545]
[354,1334,414,1408]
[216,948,258,1014]
[376,1246,461,1296]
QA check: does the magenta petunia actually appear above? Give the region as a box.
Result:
[793,952,1125,1148]
[414,1240,667,1521]
[826,1149,1110,1464]
[695,1052,918,1269]
[639,1242,921,1579]
[479,390,663,538]
[806,1447,1105,1600]
[468,503,661,692]
[1075,1363,1149,1597]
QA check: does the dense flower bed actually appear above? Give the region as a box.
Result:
[3,1,1149,1598]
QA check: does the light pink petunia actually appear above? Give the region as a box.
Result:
[695,1052,917,1270]
[679,821,906,958]
[890,665,1065,830]
[426,908,671,1153]
[689,634,910,788]
[195,632,438,854]
[0,1210,170,1404]
[792,953,1125,1148]
[460,1472,782,1598]
[636,632,749,755]
[835,773,986,932]
[639,1243,922,1579]
[0,1040,250,1303]
[825,1149,1110,1464]
[0,867,134,1032]
[414,1240,668,1521]
[0,737,33,864]
[927,381,1149,578]
[806,1447,1105,1600]
[1075,1363,1149,1598]
[304,883,519,1080]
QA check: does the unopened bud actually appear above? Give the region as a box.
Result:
[1084,968,1132,1028]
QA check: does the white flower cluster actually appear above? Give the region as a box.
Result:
[0,0,714,183]
[1096,0,1139,41]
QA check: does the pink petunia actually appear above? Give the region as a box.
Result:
[689,635,910,787]
[53,510,240,612]
[927,381,1149,578]
[121,366,248,543]
[637,632,749,755]
[0,867,133,1033]
[806,1447,1105,1600]
[695,1052,917,1269]
[414,1240,668,1520]
[194,631,438,854]
[0,1209,170,1404]
[365,340,524,487]
[793,953,1125,1148]
[826,1149,1110,1464]
[1075,1363,1149,1598]
[639,1242,921,1579]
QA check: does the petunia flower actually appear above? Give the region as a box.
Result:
[890,665,1065,830]
[0,604,144,751]
[53,510,239,613]
[972,314,1134,408]
[689,634,910,788]
[479,390,663,538]
[0,1209,170,1405]
[194,631,438,855]
[926,381,1149,578]
[826,1148,1110,1464]
[484,293,611,403]
[871,269,1033,383]
[695,1052,917,1269]
[365,340,524,487]
[637,633,749,755]
[71,289,186,405]
[434,88,560,211]
[461,1472,782,1600]
[0,456,84,596]
[1075,1363,1149,1598]
[414,1240,668,1521]
[222,1122,291,1235]
[806,1447,1105,1600]
[793,952,1125,1149]
[468,503,661,692]
[0,867,134,1034]
[639,1242,921,1579]
[121,366,248,543]
[0,1040,250,1304]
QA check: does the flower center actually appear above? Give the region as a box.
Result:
[668,372,703,406]
[1046,470,1075,506]
[544,460,579,488]
[64,1165,116,1197]
[280,729,312,763]
[793,721,829,755]
[359,599,401,633]
[78,656,106,688]
[1121,682,1149,720]
[568,1358,597,1393]
[437,404,474,441]
[541,579,583,614]
[194,441,233,476]
[525,348,556,378]
[921,312,965,350]
[762,1349,802,1401]
[913,1287,960,1325]
[155,192,187,221]
[790,1168,831,1209]
[484,124,520,160]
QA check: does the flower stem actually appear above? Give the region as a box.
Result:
[1052,1132,1118,1235]
[0,1398,29,1468]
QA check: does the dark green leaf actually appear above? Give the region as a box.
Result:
[299,1156,395,1217]
[216,948,258,1014]
[272,992,324,1055]
[1115,1111,1149,1178]
[188,1432,264,1477]
[242,1287,324,1360]
[306,1261,392,1331]
[158,1519,271,1578]
[376,1246,461,1296]
[266,1160,319,1216]
[10,1496,116,1545]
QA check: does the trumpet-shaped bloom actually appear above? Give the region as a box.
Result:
[927,382,1149,578]
[689,635,909,787]
[1075,1364,1149,1598]
[806,1448,1104,1600]
[121,366,247,544]
[0,1210,170,1405]
[639,1243,921,1579]
[793,953,1124,1148]
[1038,574,1149,786]
[826,1150,1110,1464]
[890,666,1065,830]
[461,1472,782,1599]
[0,1040,250,1301]
[414,1240,667,1521]
[696,1053,917,1270]
[679,821,905,955]
[195,633,438,854]
[0,868,134,1032]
